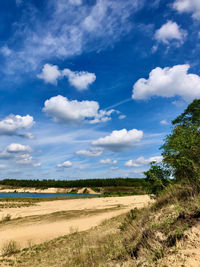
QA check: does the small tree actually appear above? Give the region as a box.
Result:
[162,99,200,188]
[144,162,171,195]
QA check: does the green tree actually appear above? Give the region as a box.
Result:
[144,162,170,195]
[172,99,200,126]
[162,99,200,188]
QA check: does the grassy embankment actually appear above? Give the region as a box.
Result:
[0,183,199,266]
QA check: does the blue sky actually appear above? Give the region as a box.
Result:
[0,0,200,180]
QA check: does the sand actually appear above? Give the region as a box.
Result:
[0,186,100,194]
[0,195,151,248]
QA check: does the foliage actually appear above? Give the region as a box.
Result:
[144,99,200,192]
[162,124,200,186]
[162,99,200,188]
[172,99,200,126]
[144,162,171,194]
[0,178,146,189]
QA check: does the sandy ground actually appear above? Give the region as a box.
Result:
[158,223,200,267]
[0,195,150,249]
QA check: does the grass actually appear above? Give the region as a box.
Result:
[0,214,11,223]
[1,241,20,257]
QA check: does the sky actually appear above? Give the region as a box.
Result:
[0,0,200,180]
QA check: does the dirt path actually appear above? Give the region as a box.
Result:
[0,195,151,249]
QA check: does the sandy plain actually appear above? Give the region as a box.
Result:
[0,195,151,248]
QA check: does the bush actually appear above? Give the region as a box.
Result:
[1,240,20,256]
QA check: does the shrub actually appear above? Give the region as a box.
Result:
[1,240,20,256]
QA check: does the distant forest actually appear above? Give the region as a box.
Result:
[0,178,145,188]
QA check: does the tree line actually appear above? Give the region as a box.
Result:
[0,178,146,188]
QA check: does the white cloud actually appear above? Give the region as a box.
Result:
[7,143,32,153]
[38,64,96,90]
[0,164,7,169]
[132,64,200,102]
[1,46,12,56]
[173,0,200,20]
[92,129,143,152]
[0,114,34,136]
[16,0,23,7]
[76,148,103,157]
[2,0,143,76]
[119,115,126,120]
[160,119,169,125]
[62,69,96,90]
[33,163,41,167]
[89,109,115,124]
[125,156,163,167]
[22,133,34,139]
[154,21,187,45]
[43,95,115,124]
[16,154,33,165]
[110,166,119,170]
[0,143,40,167]
[37,64,61,85]
[57,160,72,168]
[69,0,82,6]
[100,158,117,164]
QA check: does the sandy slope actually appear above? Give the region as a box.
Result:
[0,186,99,194]
[158,223,200,267]
[0,195,151,249]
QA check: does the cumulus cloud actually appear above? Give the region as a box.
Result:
[37,64,61,85]
[100,158,117,164]
[125,156,163,167]
[62,69,96,90]
[154,21,187,45]
[57,160,72,168]
[173,0,200,20]
[43,95,115,124]
[76,148,103,157]
[132,64,200,102]
[0,114,34,137]
[0,143,40,167]
[92,129,143,152]
[6,143,32,153]
[37,64,96,90]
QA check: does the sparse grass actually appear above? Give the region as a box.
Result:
[0,202,35,209]
[1,241,20,257]
[0,214,11,223]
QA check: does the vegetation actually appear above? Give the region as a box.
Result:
[144,162,171,195]
[0,178,145,189]
[144,99,200,194]
[1,241,20,257]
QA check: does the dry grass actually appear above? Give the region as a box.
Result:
[1,241,20,257]
[0,214,11,223]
